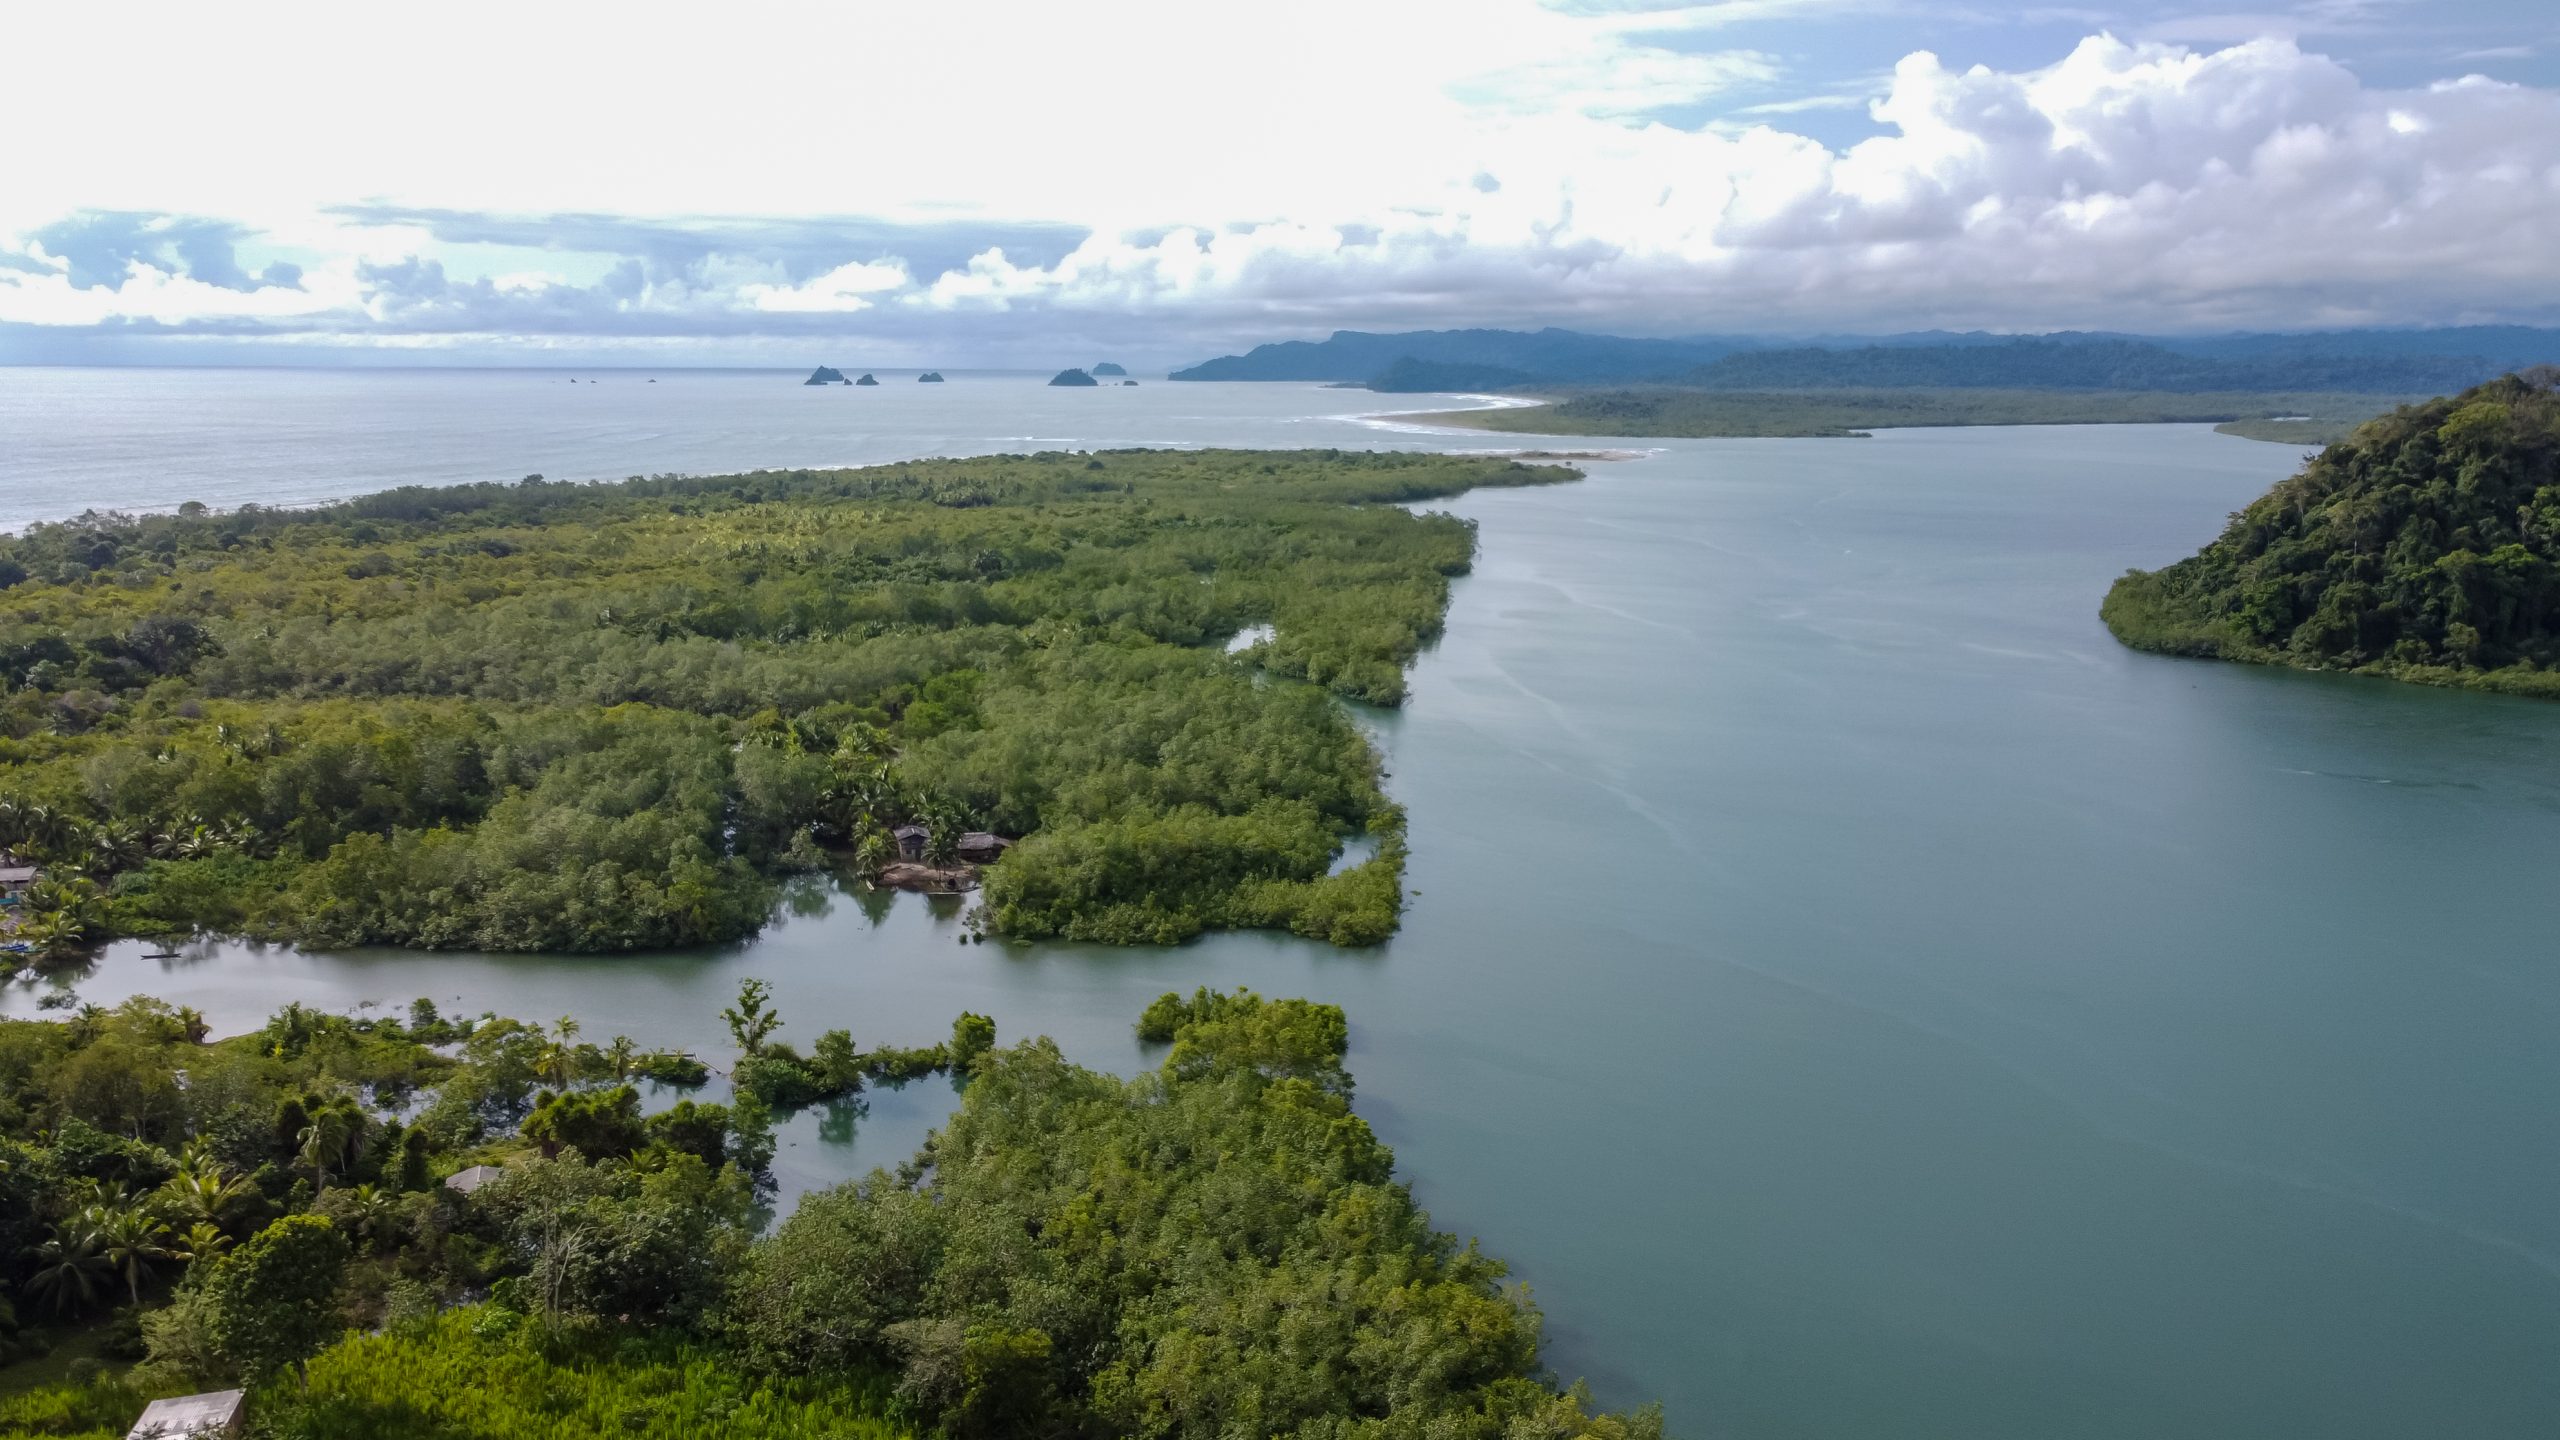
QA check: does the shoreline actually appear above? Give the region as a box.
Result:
[1374,388,2408,443]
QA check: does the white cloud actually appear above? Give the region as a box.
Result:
[2,7,2557,352]
[744,259,914,313]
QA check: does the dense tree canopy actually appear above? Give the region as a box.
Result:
[2103,372,2560,696]
[0,450,1574,952]
[0,990,1659,1439]
[732,988,1659,1440]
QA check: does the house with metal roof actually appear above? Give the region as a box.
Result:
[127,1389,245,1438]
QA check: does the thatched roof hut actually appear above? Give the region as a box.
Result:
[892,824,930,860]
[957,832,1012,863]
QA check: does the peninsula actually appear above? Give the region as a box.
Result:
[0,451,1579,956]
[2103,372,2560,697]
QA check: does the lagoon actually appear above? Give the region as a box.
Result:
[4,369,2557,1438]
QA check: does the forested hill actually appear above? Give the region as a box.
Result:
[0,451,1576,955]
[2103,371,2560,696]
[1174,326,2560,393]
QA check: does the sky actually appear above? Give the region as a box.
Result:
[4,0,2557,369]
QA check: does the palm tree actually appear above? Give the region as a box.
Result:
[86,822,147,874]
[537,1016,581,1088]
[19,911,87,964]
[297,1095,366,1194]
[24,1227,108,1316]
[604,1036,637,1081]
[175,1221,230,1266]
[91,1206,176,1307]
[159,1167,255,1233]
[341,1184,399,1253]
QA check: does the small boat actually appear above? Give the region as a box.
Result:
[143,950,181,960]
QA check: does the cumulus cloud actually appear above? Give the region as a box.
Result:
[2,24,2557,359]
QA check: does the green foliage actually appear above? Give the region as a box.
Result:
[0,988,1663,1439]
[721,979,782,1060]
[2105,372,2560,696]
[253,1309,912,1439]
[471,1152,748,1329]
[0,451,1569,952]
[0,1366,139,1438]
[727,990,1658,1440]
[945,1014,995,1073]
[521,1086,646,1161]
[1133,992,1187,1044]
[199,1214,352,1381]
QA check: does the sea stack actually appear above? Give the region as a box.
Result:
[1091,361,1128,377]
[804,366,847,385]
[854,373,879,386]
[918,371,946,383]
[1049,368,1099,387]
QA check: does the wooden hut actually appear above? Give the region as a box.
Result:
[892,825,930,861]
[127,1389,245,1438]
[0,864,39,897]
[957,832,1012,863]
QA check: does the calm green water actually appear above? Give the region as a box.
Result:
[7,384,2558,1437]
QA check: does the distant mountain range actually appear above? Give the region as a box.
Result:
[1170,326,2560,394]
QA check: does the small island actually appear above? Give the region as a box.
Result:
[917,371,945,383]
[803,366,847,386]
[2103,371,2560,698]
[853,373,878,386]
[1123,380,1139,387]
[1091,361,1128,377]
[1048,368,1099,387]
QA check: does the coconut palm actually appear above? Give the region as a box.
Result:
[24,1227,109,1316]
[296,1095,367,1194]
[341,1183,400,1253]
[537,1016,581,1087]
[91,1205,177,1307]
[20,912,88,963]
[160,1167,256,1232]
[85,821,148,874]
[603,1035,637,1081]
[175,1221,230,1265]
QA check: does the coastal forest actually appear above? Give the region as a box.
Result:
[0,450,1576,956]
[2103,371,2560,696]
[0,987,1661,1438]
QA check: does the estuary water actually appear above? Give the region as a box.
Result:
[3,367,2558,1439]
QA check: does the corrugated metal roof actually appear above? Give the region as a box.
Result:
[128,1389,244,1438]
